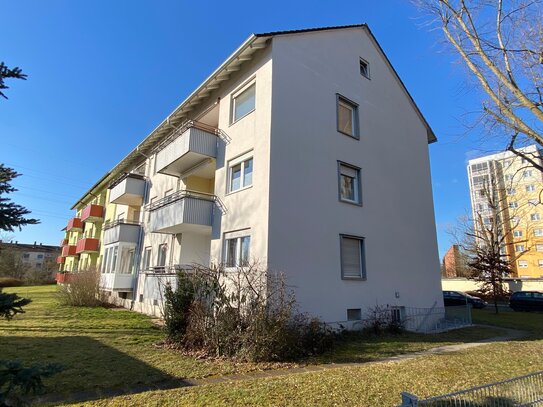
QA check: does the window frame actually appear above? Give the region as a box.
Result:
[359,58,370,79]
[231,81,256,124]
[340,234,367,280]
[227,152,253,194]
[338,161,362,206]
[336,94,360,139]
[223,229,251,269]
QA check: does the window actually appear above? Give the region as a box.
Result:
[336,95,359,138]
[537,244,543,252]
[23,253,29,259]
[526,185,536,192]
[523,170,533,178]
[515,244,525,252]
[514,230,523,237]
[228,157,253,193]
[471,162,488,173]
[35,263,42,268]
[359,58,370,79]
[504,174,514,181]
[512,216,520,224]
[518,260,528,268]
[531,213,541,221]
[509,202,518,209]
[102,248,110,273]
[338,162,362,204]
[478,190,486,197]
[37,254,43,259]
[157,244,168,267]
[340,235,366,279]
[111,246,118,273]
[535,229,543,237]
[507,188,516,195]
[347,308,362,321]
[503,160,511,168]
[232,83,255,123]
[224,231,251,268]
[538,260,543,268]
[142,247,151,271]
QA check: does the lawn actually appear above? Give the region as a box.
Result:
[72,310,543,407]
[0,285,515,404]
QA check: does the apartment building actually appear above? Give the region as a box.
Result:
[1,241,60,273]
[58,24,443,323]
[467,145,543,278]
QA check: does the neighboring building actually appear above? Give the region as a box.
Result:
[0,241,60,274]
[442,244,470,278]
[58,24,443,323]
[467,145,543,278]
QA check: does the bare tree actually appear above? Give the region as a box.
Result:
[455,168,530,313]
[416,0,543,168]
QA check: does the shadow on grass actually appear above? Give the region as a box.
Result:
[312,326,513,365]
[0,336,191,405]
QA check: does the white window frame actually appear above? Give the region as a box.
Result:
[515,244,525,252]
[231,81,256,124]
[535,229,543,237]
[142,246,152,271]
[359,58,370,79]
[526,185,536,192]
[509,202,519,209]
[538,259,543,268]
[227,152,253,194]
[338,161,362,205]
[336,94,359,139]
[223,229,251,268]
[157,243,168,267]
[513,230,523,237]
[340,234,366,280]
[537,244,543,252]
[518,260,528,268]
[531,213,541,221]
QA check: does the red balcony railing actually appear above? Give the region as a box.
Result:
[76,238,99,254]
[61,245,77,257]
[56,272,74,284]
[60,238,68,246]
[81,204,104,223]
[56,256,65,264]
[66,218,83,232]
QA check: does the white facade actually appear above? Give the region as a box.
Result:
[76,25,443,322]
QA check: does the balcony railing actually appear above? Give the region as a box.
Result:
[61,245,77,257]
[75,238,100,254]
[66,218,83,232]
[147,190,216,234]
[100,273,133,291]
[60,238,68,246]
[81,204,105,223]
[56,256,65,264]
[103,219,141,245]
[154,121,229,178]
[108,173,146,206]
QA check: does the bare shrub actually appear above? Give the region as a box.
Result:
[163,263,335,362]
[0,277,24,288]
[57,268,104,307]
[363,305,405,335]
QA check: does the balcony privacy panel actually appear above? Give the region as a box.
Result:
[155,127,217,177]
[103,223,140,245]
[109,176,146,206]
[149,197,213,234]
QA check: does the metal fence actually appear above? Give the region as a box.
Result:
[403,305,472,334]
[399,370,543,406]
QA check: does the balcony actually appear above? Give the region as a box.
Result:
[56,256,65,264]
[81,204,104,223]
[66,218,83,232]
[155,121,221,178]
[56,272,74,284]
[108,173,146,206]
[76,238,100,254]
[60,238,68,246]
[61,245,77,257]
[103,220,141,245]
[100,273,133,291]
[148,190,215,234]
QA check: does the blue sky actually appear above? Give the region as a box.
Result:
[1,0,498,257]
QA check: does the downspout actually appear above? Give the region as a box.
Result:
[130,148,151,310]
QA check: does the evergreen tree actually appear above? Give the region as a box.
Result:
[0,62,27,99]
[0,289,31,321]
[0,165,39,232]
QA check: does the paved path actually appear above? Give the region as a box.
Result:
[39,325,527,405]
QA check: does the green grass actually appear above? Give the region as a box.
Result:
[1,286,512,403]
[473,308,543,335]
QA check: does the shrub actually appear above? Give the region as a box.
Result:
[0,360,63,406]
[0,288,31,320]
[57,269,104,307]
[0,278,24,288]
[363,305,405,336]
[163,264,335,362]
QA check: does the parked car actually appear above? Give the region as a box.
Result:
[509,291,543,312]
[443,291,487,309]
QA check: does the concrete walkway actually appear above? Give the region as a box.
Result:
[39,325,527,405]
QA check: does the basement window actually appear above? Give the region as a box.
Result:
[347,308,362,321]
